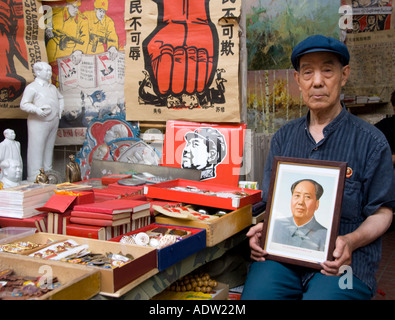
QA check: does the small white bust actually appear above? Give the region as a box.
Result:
[0,129,23,178]
[0,158,23,188]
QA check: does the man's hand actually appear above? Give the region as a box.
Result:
[247,222,268,261]
[36,105,51,117]
[320,235,353,276]
[321,206,393,276]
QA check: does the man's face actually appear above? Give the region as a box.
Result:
[294,51,350,113]
[36,65,52,82]
[4,162,22,182]
[182,138,209,170]
[96,8,106,21]
[4,130,15,140]
[291,181,319,226]
[67,4,79,17]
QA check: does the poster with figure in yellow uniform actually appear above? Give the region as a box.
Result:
[43,0,125,145]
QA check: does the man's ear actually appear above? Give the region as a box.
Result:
[341,65,351,87]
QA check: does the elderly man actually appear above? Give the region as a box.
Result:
[241,35,395,300]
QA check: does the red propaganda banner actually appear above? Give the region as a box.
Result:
[161,120,246,187]
[0,0,47,118]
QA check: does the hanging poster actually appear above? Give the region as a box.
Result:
[343,29,395,101]
[42,0,126,145]
[342,0,393,33]
[124,0,241,122]
[0,0,47,118]
[161,120,246,187]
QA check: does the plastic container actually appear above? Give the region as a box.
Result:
[0,227,37,244]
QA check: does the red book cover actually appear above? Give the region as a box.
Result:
[36,194,77,213]
[101,174,132,185]
[70,216,131,227]
[107,183,144,196]
[122,194,147,201]
[92,187,132,199]
[0,214,47,232]
[94,193,120,202]
[66,223,106,240]
[71,210,130,220]
[73,198,150,214]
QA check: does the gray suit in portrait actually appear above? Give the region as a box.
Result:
[272,216,327,251]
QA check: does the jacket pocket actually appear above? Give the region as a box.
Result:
[341,179,362,221]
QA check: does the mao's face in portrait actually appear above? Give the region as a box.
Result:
[182,138,209,170]
[291,180,319,226]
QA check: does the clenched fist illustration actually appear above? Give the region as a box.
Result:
[143,0,219,97]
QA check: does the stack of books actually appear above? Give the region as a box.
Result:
[67,198,151,240]
[92,184,143,201]
[0,183,56,219]
[0,214,47,232]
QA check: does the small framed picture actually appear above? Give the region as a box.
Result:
[261,156,347,269]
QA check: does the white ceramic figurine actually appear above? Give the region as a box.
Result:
[20,61,64,181]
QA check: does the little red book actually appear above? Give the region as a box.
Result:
[36,194,76,213]
[69,216,130,227]
[0,214,47,232]
[107,183,143,196]
[101,174,132,185]
[70,210,130,220]
[73,198,150,214]
[66,223,106,240]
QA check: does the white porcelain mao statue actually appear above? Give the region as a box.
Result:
[20,61,64,182]
[0,128,23,178]
[0,159,22,188]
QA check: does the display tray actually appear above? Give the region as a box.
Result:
[144,179,262,210]
[0,252,100,300]
[110,223,206,271]
[3,233,158,295]
[155,205,252,247]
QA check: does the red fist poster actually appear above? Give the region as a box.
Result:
[161,120,246,187]
[125,0,241,122]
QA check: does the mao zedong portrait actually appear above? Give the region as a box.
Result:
[271,179,327,251]
[181,127,226,180]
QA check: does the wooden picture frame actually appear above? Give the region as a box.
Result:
[261,156,347,269]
